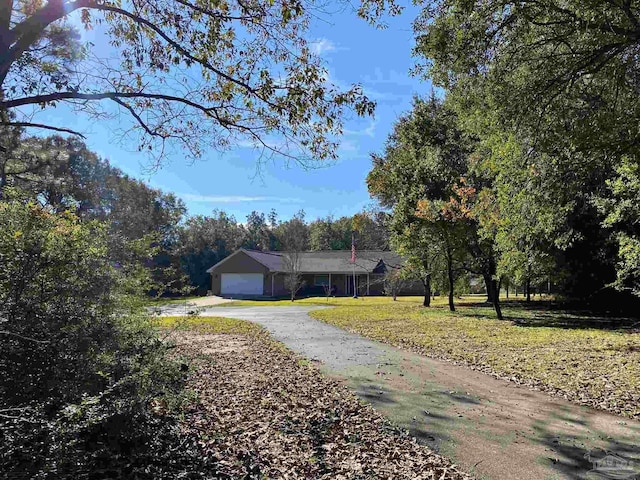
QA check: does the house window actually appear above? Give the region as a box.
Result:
[314,274,330,286]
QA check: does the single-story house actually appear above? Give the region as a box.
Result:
[206,248,422,298]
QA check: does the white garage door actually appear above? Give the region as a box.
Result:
[221,273,264,295]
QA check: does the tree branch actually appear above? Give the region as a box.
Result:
[1,0,92,84]
[1,90,220,114]
[0,330,49,344]
[0,121,86,138]
[90,3,280,110]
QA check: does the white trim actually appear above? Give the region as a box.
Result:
[206,248,270,273]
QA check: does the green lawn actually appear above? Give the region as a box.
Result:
[218,295,433,307]
[306,297,640,419]
[155,315,264,335]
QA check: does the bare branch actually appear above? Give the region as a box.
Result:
[1,121,86,138]
[0,330,49,344]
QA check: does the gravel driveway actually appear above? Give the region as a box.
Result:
[162,305,640,480]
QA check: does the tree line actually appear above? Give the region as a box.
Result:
[369,0,640,318]
[0,127,392,294]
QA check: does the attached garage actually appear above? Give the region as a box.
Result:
[207,250,274,296]
[220,273,264,295]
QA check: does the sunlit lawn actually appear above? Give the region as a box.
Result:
[155,315,264,335]
[304,296,640,419]
[220,295,441,307]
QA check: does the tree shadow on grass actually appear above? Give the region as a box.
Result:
[455,300,640,331]
[346,376,480,454]
[532,413,640,480]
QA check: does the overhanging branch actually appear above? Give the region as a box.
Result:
[1,121,86,138]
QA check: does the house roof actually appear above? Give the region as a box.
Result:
[207,248,404,274]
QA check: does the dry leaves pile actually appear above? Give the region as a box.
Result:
[170,329,472,480]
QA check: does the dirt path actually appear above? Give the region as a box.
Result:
[169,306,640,480]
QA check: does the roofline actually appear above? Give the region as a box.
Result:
[272,270,380,274]
[207,248,403,274]
[206,248,274,273]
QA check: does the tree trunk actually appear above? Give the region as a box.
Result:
[422,274,431,307]
[492,279,503,320]
[447,259,455,312]
[506,284,509,299]
[526,278,531,302]
[0,167,6,200]
[483,273,493,303]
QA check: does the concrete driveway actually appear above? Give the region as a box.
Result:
[165,305,640,480]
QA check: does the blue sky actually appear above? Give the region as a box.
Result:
[34,4,432,223]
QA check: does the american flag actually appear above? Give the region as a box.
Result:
[350,232,356,263]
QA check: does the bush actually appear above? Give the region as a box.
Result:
[0,202,211,478]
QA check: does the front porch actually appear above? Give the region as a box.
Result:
[297,273,385,297]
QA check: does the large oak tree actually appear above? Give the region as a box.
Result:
[0,0,396,165]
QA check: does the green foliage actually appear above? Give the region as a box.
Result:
[0,201,201,478]
[412,0,640,302]
[175,210,246,292]
[309,215,353,250]
[367,96,502,312]
[598,159,640,296]
[1,0,381,165]
[274,209,310,252]
[1,133,189,296]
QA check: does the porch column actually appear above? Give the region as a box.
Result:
[271,273,275,297]
[367,274,370,296]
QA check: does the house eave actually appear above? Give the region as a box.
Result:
[206,248,273,273]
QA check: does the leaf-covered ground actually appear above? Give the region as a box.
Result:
[163,316,472,480]
[309,299,640,419]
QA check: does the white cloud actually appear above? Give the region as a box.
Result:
[310,38,338,56]
[344,119,376,138]
[361,67,416,87]
[180,193,302,204]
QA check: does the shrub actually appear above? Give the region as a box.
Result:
[0,202,210,478]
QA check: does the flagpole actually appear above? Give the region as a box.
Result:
[352,231,358,298]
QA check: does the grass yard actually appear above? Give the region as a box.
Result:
[158,316,471,479]
[156,315,264,335]
[307,297,640,419]
[217,295,433,307]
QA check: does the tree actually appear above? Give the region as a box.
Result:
[413,0,640,304]
[282,252,305,301]
[0,201,192,477]
[383,266,407,301]
[278,210,308,301]
[597,158,640,297]
[416,199,467,311]
[414,0,640,163]
[368,96,505,315]
[309,215,350,251]
[176,210,246,291]
[0,0,380,165]
[244,210,274,251]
